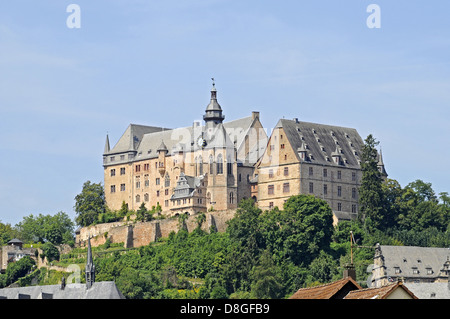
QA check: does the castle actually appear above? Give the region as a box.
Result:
[103,81,387,225]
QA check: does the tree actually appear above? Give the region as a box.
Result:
[136,203,153,222]
[14,212,74,245]
[265,195,334,265]
[358,134,385,230]
[74,181,106,227]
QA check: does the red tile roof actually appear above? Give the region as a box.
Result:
[289,277,362,299]
[344,282,418,299]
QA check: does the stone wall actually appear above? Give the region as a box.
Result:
[76,210,236,248]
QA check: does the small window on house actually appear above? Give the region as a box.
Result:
[284,167,289,176]
[337,202,342,211]
[309,182,314,193]
[412,267,419,274]
[394,267,401,274]
[268,185,274,195]
[283,183,290,193]
[426,268,433,275]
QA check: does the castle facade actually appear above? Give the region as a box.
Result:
[103,83,387,223]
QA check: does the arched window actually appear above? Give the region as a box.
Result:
[144,193,149,202]
[198,155,203,176]
[194,156,198,176]
[136,195,141,203]
[217,154,223,174]
[209,155,214,174]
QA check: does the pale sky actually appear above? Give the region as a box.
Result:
[1,1,449,225]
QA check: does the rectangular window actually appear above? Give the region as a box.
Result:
[144,163,149,171]
[268,185,274,195]
[165,189,169,196]
[135,165,141,172]
[323,168,327,177]
[309,167,313,176]
[269,202,274,209]
[338,186,342,197]
[110,169,116,177]
[120,184,125,191]
[280,144,285,149]
[352,188,356,199]
[269,169,274,178]
[136,181,140,189]
[283,182,290,193]
[324,184,328,195]
[156,178,160,185]
[337,202,342,211]
[156,190,160,197]
[309,182,314,193]
[337,170,341,180]
[284,167,289,176]
[352,204,357,213]
[352,172,356,181]
[120,167,126,175]
[110,185,116,193]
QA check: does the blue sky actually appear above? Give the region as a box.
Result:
[0,1,449,225]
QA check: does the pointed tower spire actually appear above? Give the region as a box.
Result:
[377,148,388,178]
[85,236,95,289]
[203,78,225,126]
[104,134,110,154]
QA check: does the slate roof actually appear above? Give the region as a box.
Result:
[276,118,364,168]
[0,282,124,299]
[289,277,361,299]
[104,115,260,166]
[405,282,450,299]
[344,282,418,299]
[378,245,450,280]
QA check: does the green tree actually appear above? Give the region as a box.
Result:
[136,202,153,222]
[358,134,385,230]
[250,249,283,299]
[74,181,106,227]
[0,222,16,246]
[14,212,74,245]
[41,242,60,262]
[263,195,334,265]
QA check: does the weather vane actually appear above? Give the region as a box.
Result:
[211,77,215,87]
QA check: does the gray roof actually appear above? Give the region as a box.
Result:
[405,282,450,299]
[379,245,450,279]
[0,282,124,299]
[104,115,258,166]
[171,173,203,200]
[105,124,170,155]
[276,118,364,169]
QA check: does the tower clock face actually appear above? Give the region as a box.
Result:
[197,137,206,148]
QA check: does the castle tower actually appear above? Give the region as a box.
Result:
[377,149,388,179]
[85,237,95,289]
[203,79,225,129]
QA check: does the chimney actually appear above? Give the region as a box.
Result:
[343,263,356,281]
[252,111,260,120]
